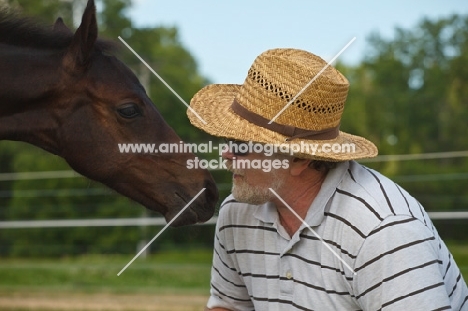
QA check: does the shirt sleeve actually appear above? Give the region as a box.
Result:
[352,215,456,310]
[207,203,254,310]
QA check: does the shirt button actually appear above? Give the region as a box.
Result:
[286,271,293,279]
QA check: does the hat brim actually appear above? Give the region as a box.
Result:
[188,84,378,161]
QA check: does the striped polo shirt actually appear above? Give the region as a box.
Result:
[207,160,468,310]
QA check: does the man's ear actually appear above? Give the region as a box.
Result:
[289,157,312,176]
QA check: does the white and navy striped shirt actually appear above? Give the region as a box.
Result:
[207,160,468,310]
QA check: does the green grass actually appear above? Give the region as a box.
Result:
[446,242,468,278]
[0,244,467,297]
[0,249,213,295]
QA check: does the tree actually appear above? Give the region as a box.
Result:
[341,14,468,217]
[360,14,468,154]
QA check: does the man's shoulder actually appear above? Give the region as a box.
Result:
[340,161,419,215]
[328,161,427,236]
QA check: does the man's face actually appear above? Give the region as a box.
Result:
[222,141,289,205]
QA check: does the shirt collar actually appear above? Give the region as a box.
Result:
[253,201,278,224]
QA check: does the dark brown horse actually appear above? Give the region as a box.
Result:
[0,0,218,226]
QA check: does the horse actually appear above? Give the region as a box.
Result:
[0,0,218,226]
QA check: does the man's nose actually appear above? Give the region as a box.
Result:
[222,148,235,160]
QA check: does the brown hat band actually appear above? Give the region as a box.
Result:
[231,99,340,141]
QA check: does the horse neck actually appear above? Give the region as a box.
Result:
[0,45,63,154]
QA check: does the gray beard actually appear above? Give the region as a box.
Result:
[231,170,285,205]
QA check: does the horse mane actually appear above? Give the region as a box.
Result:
[0,8,115,52]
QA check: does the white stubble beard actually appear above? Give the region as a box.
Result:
[230,166,286,205]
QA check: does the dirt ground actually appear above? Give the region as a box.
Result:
[0,292,208,311]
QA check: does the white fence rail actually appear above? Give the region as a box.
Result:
[0,217,218,229]
[1,151,467,229]
[0,212,467,229]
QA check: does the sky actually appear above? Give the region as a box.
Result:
[127,0,467,84]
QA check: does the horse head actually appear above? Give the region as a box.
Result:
[0,0,218,226]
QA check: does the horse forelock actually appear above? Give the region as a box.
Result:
[0,9,115,53]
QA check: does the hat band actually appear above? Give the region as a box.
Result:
[231,99,340,141]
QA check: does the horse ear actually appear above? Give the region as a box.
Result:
[64,0,98,71]
[53,17,73,35]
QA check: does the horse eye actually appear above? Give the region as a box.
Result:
[118,104,141,119]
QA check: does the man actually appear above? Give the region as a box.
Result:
[188,48,468,310]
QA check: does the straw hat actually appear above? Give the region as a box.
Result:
[188,48,377,161]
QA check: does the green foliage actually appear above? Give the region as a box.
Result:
[99,0,132,37]
[3,0,72,24]
[342,15,468,215]
[352,14,468,155]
